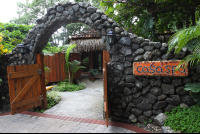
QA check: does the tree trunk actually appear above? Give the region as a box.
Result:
[185,7,190,28]
[191,6,196,26]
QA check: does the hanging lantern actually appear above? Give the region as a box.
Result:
[16,44,26,54]
[106,30,116,45]
[16,44,31,54]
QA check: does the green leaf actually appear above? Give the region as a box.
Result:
[184,83,200,93]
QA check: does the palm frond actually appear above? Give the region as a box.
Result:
[65,44,77,72]
[168,21,200,54]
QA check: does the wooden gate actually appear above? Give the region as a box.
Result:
[103,50,110,127]
[7,54,47,115]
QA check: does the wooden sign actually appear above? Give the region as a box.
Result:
[133,60,188,76]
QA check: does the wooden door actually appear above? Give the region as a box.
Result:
[7,54,47,115]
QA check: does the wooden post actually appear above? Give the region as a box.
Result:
[36,54,47,109]
[89,50,93,69]
[103,50,111,117]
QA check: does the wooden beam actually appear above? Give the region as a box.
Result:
[11,96,43,109]
[8,69,41,79]
[11,74,40,104]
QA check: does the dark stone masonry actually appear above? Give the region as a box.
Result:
[0,2,198,123]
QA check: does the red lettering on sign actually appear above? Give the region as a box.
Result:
[133,61,188,76]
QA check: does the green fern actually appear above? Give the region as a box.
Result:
[184,83,200,106]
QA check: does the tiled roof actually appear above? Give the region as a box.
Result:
[70,29,101,39]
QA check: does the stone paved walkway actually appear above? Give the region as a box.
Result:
[0,111,149,133]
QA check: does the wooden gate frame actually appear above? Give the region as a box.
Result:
[103,61,109,127]
[7,54,47,115]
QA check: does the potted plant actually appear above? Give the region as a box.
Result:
[88,69,99,81]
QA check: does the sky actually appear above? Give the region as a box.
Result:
[0,0,75,23]
[0,0,28,23]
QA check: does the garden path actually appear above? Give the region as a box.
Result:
[43,73,104,120]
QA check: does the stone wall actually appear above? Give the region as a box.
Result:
[0,54,10,110]
[106,36,197,123]
[1,2,198,123]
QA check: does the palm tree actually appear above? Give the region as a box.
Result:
[168,20,200,69]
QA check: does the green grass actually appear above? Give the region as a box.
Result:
[164,104,200,133]
[52,80,86,92]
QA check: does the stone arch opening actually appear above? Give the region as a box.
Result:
[9,2,121,66]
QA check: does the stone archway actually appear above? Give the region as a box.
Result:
[7,2,197,124]
[9,2,123,66]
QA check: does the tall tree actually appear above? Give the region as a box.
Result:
[10,0,67,25]
[100,0,200,41]
[65,23,90,44]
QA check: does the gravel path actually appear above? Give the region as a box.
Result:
[44,74,104,120]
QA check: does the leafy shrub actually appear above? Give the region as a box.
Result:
[52,80,86,92]
[164,105,200,133]
[0,33,11,57]
[46,90,62,109]
[42,43,68,54]
[0,23,34,51]
[88,69,99,76]
[35,90,61,113]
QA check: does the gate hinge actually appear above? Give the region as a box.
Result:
[37,69,42,75]
[39,95,44,100]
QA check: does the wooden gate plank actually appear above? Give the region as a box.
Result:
[36,73,42,107]
[7,66,18,115]
[26,65,34,109]
[31,64,39,108]
[11,96,43,109]
[21,65,29,112]
[11,74,40,104]
[15,66,24,113]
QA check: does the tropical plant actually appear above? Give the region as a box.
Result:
[184,83,200,106]
[168,20,200,68]
[88,69,99,76]
[65,44,86,84]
